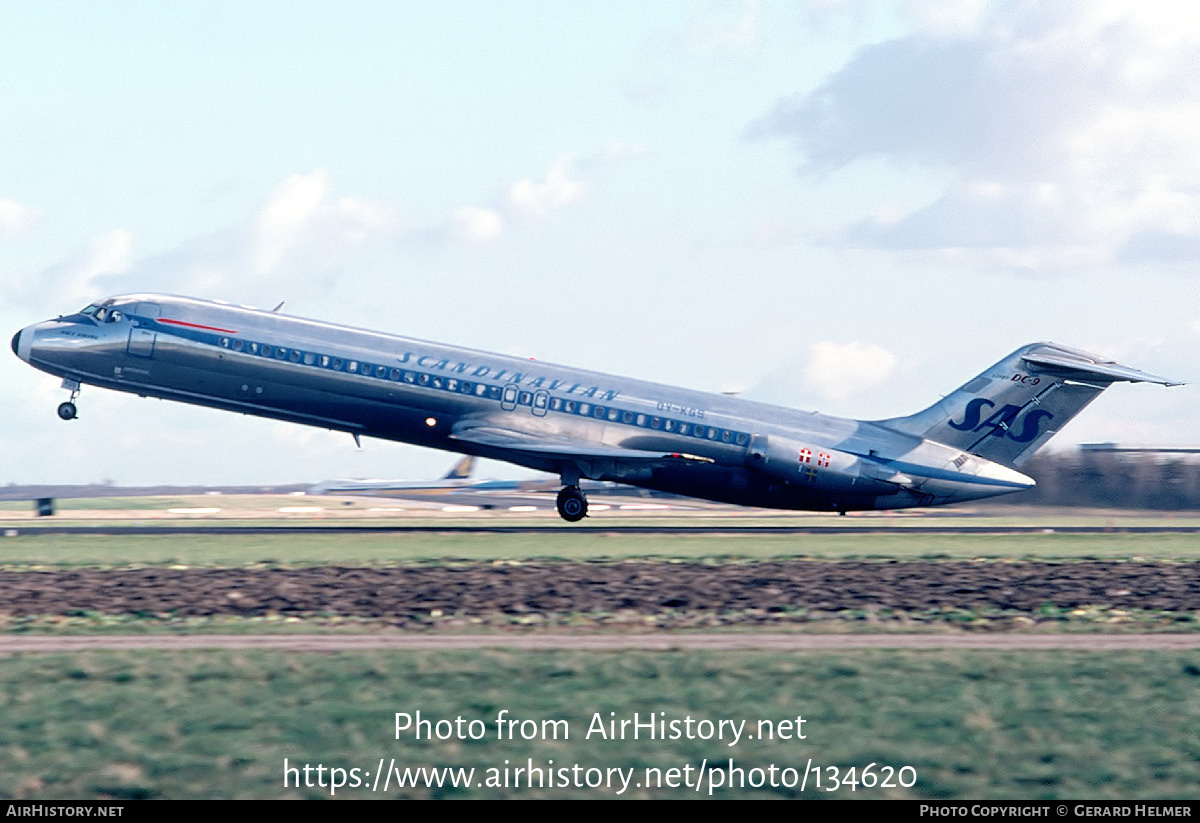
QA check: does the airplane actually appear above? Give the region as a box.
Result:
[12,294,1181,522]
[309,454,484,496]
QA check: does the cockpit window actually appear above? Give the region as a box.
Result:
[78,301,119,324]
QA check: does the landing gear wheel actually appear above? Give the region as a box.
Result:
[556,486,588,522]
[57,402,77,421]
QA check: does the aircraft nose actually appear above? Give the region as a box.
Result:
[11,325,34,363]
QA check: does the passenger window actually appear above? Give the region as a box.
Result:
[261,345,273,357]
[304,352,315,365]
[290,350,301,363]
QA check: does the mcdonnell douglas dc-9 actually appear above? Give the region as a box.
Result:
[11,295,1180,521]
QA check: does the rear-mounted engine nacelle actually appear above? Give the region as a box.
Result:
[744,434,895,496]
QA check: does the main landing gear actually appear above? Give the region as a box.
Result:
[556,485,588,522]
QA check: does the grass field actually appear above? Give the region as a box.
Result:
[2,530,1199,566]
[2,649,1198,799]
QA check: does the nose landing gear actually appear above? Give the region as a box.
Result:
[57,380,80,420]
[555,485,588,522]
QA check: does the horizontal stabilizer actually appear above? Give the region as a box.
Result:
[1020,350,1183,386]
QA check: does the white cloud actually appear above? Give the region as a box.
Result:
[0,199,37,237]
[17,147,631,315]
[452,206,504,243]
[22,230,135,310]
[683,0,763,59]
[507,154,587,217]
[900,0,990,36]
[253,170,331,274]
[754,3,1200,268]
[331,196,396,244]
[804,340,897,401]
[112,169,404,301]
[597,141,649,163]
[447,145,642,239]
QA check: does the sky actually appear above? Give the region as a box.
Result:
[2,0,1197,486]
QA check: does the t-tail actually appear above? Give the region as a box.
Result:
[877,343,1182,467]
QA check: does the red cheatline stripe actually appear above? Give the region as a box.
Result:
[159,318,239,334]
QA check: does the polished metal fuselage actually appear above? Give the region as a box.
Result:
[12,294,1039,511]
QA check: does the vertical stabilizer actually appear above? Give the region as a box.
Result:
[442,455,476,481]
[875,343,1180,467]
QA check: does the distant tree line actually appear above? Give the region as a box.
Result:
[1004,451,1200,510]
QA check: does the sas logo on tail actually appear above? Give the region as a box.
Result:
[948,399,1054,443]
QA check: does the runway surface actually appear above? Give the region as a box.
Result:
[4,523,1200,535]
[3,633,1200,651]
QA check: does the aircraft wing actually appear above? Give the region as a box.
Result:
[448,424,695,463]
